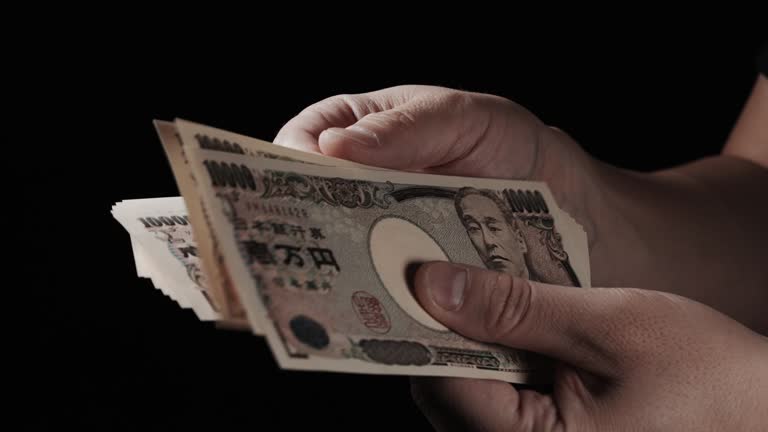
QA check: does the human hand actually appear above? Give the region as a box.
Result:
[408,261,768,431]
[274,85,617,286]
[274,85,768,332]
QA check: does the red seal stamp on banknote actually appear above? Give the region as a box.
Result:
[351,291,391,334]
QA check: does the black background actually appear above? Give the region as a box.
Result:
[30,25,766,430]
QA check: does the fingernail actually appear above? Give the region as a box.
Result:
[322,126,379,147]
[426,263,467,311]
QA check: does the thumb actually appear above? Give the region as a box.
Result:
[317,93,540,177]
[413,261,629,375]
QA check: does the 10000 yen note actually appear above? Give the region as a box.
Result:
[178,131,590,383]
[154,120,391,331]
[113,197,219,321]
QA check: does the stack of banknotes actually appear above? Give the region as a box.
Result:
[112,119,590,383]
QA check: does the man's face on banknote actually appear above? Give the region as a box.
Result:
[456,189,529,279]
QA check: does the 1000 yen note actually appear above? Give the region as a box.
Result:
[181,144,590,383]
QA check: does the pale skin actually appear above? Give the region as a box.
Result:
[274,75,768,430]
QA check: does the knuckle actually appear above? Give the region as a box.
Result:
[310,94,348,111]
[319,94,356,113]
[441,89,475,109]
[441,91,509,147]
[444,92,476,127]
[305,93,372,123]
[338,94,375,119]
[391,109,418,129]
[307,105,339,128]
[368,109,417,133]
[483,274,533,341]
[303,96,341,117]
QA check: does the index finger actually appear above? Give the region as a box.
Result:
[273,93,384,153]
